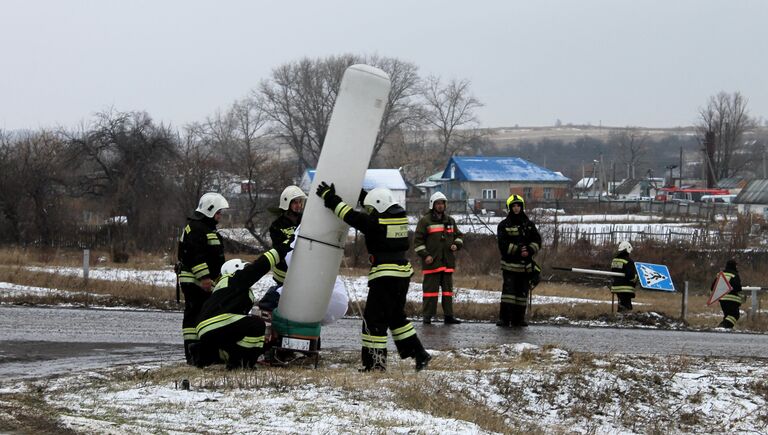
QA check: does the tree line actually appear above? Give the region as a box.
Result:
[0,53,763,255]
[0,54,485,253]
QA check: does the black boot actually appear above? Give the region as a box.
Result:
[510,305,528,327]
[422,316,432,325]
[444,315,462,324]
[415,349,432,371]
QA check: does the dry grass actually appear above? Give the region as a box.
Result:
[3,247,767,331]
[0,264,177,309]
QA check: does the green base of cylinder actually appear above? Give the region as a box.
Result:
[272,309,322,338]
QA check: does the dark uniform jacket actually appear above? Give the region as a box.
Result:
[610,251,638,293]
[325,197,412,281]
[718,265,744,304]
[497,212,541,273]
[177,212,225,285]
[413,212,463,273]
[195,249,280,339]
[268,213,301,283]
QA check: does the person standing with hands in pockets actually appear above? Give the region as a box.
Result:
[413,192,463,325]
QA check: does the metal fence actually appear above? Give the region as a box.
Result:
[405,198,737,221]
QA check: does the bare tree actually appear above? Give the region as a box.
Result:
[697,91,757,180]
[226,98,275,248]
[174,126,219,216]
[0,129,70,245]
[257,54,423,174]
[610,127,649,179]
[421,76,483,156]
[67,109,178,250]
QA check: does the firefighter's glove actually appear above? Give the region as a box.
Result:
[316,181,342,209]
[316,181,335,199]
[273,239,293,260]
[358,188,368,207]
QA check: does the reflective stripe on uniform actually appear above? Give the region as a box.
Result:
[379,217,408,225]
[721,293,745,304]
[507,243,517,255]
[426,224,444,234]
[334,202,353,220]
[362,333,388,349]
[500,261,534,272]
[178,271,200,285]
[271,265,286,283]
[263,249,279,269]
[501,294,528,306]
[191,263,210,279]
[182,327,198,340]
[206,233,221,245]
[391,323,416,342]
[368,263,413,280]
[196,313,246,338]
[236,335,265,349]
[611,258,628,268]
[414,244,427,253]
[422,266,455,275]
[423,292,439,298]
[611,285,635,294]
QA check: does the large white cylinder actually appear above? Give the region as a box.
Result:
[277,64,391,324]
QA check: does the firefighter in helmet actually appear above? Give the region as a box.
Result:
[177,192,228,365]
[716,258,744,329]
[413,191,463,324]
[316,181,431,371]
[610,241,638,312]
[192,242,291,369]
[496,194,541,327]
[268,185,306,285]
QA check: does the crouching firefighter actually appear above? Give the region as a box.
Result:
[316,181,432,371]
[192,243,290,369]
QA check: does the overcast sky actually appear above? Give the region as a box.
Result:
[1,0,766,131]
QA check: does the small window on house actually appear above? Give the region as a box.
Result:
[482,189,497,199]
[543,187,553,199]
[523,187,532,198]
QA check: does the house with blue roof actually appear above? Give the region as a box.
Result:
[438,156,570,209]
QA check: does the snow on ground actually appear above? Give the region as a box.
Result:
[18,266,608,307]
[6,343,767,434]
[221,211,724,244]
[0,281,108,299]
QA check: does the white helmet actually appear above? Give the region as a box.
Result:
[363,187,398,213]
[279,185,306,211]
[429,192,447,209]
[618,241,633,253]
[221,259,248,276]
[196,193,229,218]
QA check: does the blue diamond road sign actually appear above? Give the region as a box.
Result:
[634,262,675,292]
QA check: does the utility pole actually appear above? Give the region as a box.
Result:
[679,146,683,188]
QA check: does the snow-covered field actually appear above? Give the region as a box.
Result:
[3,343,767,434]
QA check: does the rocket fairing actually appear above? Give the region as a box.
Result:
[276,65,391,325]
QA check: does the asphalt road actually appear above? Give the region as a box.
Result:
[1,305,767,379]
